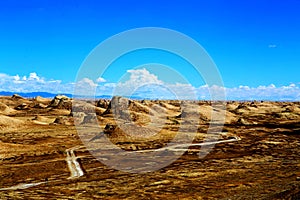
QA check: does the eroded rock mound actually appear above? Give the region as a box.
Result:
[53,116,74,126]
[96,99,110,109]
[32,116,56,125]
[72,101,104,115]
[0,115,24,131]
[82,113,98,124]
[102,97,168,125]
[14,103,29,110]
[69,111,86,125]
[35,96,51,104]
[0,102,15,115]
[102,96,131,121]
[103,123,159,139]
[176,103,206,124]
[48,95,72,110]
[11,94,24,100]
[33,103,48,109]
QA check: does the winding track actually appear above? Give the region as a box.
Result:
[0,182,46,191]
[136,136,241,152]
[66,147,84,179]
[0,136,240,191]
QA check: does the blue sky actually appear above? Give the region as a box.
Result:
[0,0,300,100]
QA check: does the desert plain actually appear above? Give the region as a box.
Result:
[0,94,300,199]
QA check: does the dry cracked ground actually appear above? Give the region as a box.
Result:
[0,94,300,199]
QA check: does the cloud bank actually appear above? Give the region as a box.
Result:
[0,70,299,101]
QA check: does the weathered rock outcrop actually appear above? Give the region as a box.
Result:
[48,95,72,110]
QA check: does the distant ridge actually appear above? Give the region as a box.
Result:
[0,91,72,98]
[1,91,296,101]
[0,91,155,100]
[0,91,116,100]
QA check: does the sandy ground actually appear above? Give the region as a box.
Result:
[0,95,300,199]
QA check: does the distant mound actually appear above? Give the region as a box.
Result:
[0,102,15,115]
[103,123,160,140]
[48,95,72,110]
[12,94,24,100]
[35,96,51,104]
[0,115,24,131]
[72,100,104,114]
[53,116,74,126]
[96,99,110,109]
[32,116,56,125]
[101,96,167,125]
[102,96,129,117]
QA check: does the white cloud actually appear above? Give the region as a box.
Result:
[126,68,162,85]
[224,84,300,101]
[288,83,296,88]
[0,71,300,101]
[239,85,250,90]
[13,75,20,81]
[28,72,41,81]
[269,84,276,88]
[80,78,97,87]
[167,83,197,99]
[96,77,106,83]
[113,68,164,97]
[73,78,99,96]
[268,44,277,48]
[0,72,64,93]
[0,73,10,78]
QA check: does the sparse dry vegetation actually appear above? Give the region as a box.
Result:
[0,95,300,199]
